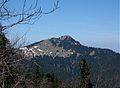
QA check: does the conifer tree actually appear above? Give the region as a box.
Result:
[79,59,94,88]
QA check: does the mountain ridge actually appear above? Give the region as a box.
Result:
[20,35,119,58]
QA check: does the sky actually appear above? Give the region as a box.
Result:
[7,0,119,53]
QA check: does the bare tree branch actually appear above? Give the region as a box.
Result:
[0,0,59,31]
[0,0,60,87]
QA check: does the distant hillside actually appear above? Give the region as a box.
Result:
[19,35,120,88]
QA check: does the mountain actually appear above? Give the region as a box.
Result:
[19,35,120,88]
[20,35,80,58]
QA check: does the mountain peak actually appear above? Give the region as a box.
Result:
[59,35,74,41]
[49,35,80,47]
[20,35,82,58]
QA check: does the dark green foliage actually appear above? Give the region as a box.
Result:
[46,73,55,82]
[78,59,94,88]
[27,63,61,88]
[0,31,13,88]
[3,67,21,88]
[65,81,72,88]
[45,73,60,88]
[31,65,44,87]
[4,75,14,88]
[65,84,72,88]
[0,31,9,49]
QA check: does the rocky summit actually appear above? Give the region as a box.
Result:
[20,35,80,58]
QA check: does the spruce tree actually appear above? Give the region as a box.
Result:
[79,59,94,88]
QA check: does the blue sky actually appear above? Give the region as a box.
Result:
[8,0,119,52]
